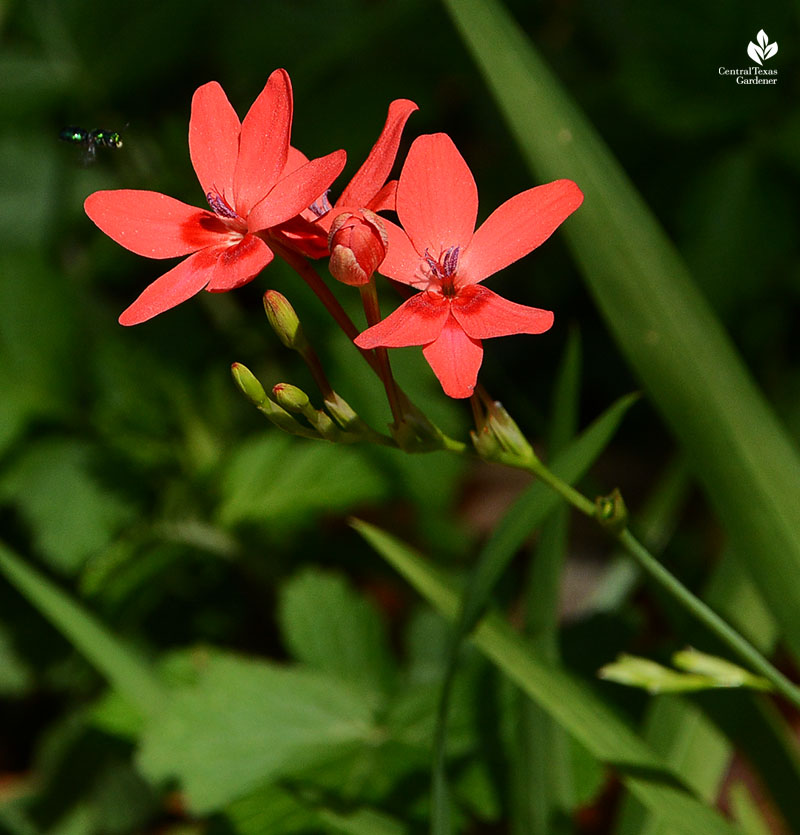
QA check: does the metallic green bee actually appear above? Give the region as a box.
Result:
[59,126,123,162]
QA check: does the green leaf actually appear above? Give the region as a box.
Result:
[278,568,396,699]
[0,541,164,719]
[0,620,33,696]
[0,439,136,575]
[353,521,742,835]
[137,652,378,814]
[441,0,800,661]
[218,434,388,535]
[598,653,770,695]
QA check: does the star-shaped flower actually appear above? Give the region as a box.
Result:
[354,133,583,398]
[84,69,346,325]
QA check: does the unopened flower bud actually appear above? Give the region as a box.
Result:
[327,209,388,286]
[272,383,310,414]
[486,401,535,461]
[263,291,307,351]
[231,363,267,407]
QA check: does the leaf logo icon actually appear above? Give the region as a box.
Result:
[748,29,778,65]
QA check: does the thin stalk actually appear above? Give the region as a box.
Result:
[515,455,800,711]
[359,282,403,427]
[269,239,381,375]
[617,528,800,709]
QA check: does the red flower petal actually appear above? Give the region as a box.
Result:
[189,81,241,205]
[377,219,427,288]
[451,285,554,339]
[459,179,584,284]
[365,180,397,213]
[422,314,483,399]
[271,215,330,259]
[118,247,221,325]
[338,99,418,208]
[397,133,478,258]
[234,68,293,216]
[354,292,449,349]
[282,145,310,176]
[84,190,225,258]
[206,234,274,291]
[247,150,346,231]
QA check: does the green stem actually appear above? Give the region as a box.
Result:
[515,455,800,711]
[617,528,800,708]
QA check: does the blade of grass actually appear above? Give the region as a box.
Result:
[430,390,637,833]
[441,0,800,661]
[353,521,743,835]
[0,541,165,717]
[513,330,581,834]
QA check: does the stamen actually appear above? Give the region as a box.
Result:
[442,245,460,277]
[206,189,241,220]
[423,245,460,280]
[308,190,332,218]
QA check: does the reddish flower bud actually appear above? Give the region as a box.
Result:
[327,209,389,286]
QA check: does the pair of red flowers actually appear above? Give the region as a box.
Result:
[85,69,583,399]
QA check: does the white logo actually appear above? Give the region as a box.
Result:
[747,30,778,65]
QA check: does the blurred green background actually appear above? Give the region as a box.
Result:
[1,0,799,832]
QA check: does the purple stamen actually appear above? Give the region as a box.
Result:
[206,189,240,220]
[308,190,332,218]
[423,245,460,280]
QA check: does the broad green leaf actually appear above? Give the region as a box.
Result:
[441,0,800,661]
[223,782,319,835]
[0,541,164,717]
[225,782,409,835]
[354,521,742,835]
[278,568,396,698]
[218,434,388,535]
[137,652,378,814]
[319,806,409,835]
[0,439,136,575]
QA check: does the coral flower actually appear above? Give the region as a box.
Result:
[84,69,346,325]
[354,133,584,398]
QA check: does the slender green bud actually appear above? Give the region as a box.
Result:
[263,291,307,351]
[231,362,267,407]
[470,426,502,459]
[272,383,310,413]
[486,401,535,461]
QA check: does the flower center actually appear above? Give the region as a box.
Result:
[423,245,460,296]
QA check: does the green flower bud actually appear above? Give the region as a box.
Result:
[230,362,267,407]
[486,401,534,461]
[272,383,310,413]
[263,291,307,351]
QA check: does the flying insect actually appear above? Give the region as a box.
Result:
[59,126,123,163]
